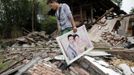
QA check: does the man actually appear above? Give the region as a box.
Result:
[66,34,78,60]
[47,0,77,35]
[73,34,90,54]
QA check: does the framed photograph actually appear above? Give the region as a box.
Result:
[56,25,94,65]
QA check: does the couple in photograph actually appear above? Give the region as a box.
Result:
[66,34,89,60]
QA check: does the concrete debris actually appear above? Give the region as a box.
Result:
[110,58,134,67]
[101,32,126,46]
[54,55,65,61]
[84,56,122,75]
[0,31,91,75]
[0,31,62,74]
[131,67,134,73]
[26,61,65,75]
[118,64,134,75]
[0,14,134,75]
[86,50,111,56]
[11,31,56,48]
[124,37,134,49]
[79,54,134,75]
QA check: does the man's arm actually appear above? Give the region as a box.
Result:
[64,4,77,33]
[70,15,77,33]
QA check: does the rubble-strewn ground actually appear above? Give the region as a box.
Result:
[110,58,134,67]
[0,31,60,74]
[27,61,64,75]
[0,31,134,75]
[1,14,134,75]
[0,31,90,75]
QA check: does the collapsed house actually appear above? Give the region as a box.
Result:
[62,0,134,47]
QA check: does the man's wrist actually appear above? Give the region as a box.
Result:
[73,26,77,28]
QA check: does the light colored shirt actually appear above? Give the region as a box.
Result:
[55,3,73,30]
[66,44,78,60]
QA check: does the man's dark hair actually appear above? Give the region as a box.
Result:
[47,0,58,4]
[68,34,73,40]
[73,34,79,40]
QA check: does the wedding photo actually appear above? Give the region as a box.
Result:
[56,25,94,64]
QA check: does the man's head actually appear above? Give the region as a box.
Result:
[73,34,79,41]
[47,0,59,10]
[68,34,74,43]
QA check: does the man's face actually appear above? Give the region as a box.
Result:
[75,36,79,42]
[48,2,57,10]
[68,36,74,43]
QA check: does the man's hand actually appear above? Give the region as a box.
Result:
[73,27,77,33]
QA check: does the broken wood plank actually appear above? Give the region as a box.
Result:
[25,37,36,43]
[106,50,134,61]
[89,7,114,27]
[1,64,25,75]
[15,57,41,75]
[0,58,25,74]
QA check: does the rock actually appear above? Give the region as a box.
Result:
[31,43,36,47]
[22,44,31,48]
[118,64,133,75]
[131,67,134,73]
[16,37,26,42]
[41,52,48,59]
[86,51,111,56]
[11,43,20,48]
[54,55,65,61]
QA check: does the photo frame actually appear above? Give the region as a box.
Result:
[56,25,94,65]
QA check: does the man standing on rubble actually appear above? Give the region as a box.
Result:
[47,0,77,35]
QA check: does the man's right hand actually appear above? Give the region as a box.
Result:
[73,27,77,33]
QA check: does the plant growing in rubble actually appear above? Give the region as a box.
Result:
[41,16,57,34]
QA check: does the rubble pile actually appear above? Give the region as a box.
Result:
[0,31,91,75]
[0,31,62,74]
[101,32,126,46]
[6,31,61,59]
[110,57,134,67]
[80,53,134,75]
[0,13,134,75]
[12,31,57,48]
[27,61,64,75]
[25,59,90,75]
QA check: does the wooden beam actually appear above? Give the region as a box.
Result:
[89,7,114,28]
[0,58,25,74]
[106,50,134,61]
[15,57,41,75]
[1,64,25,75]
[79,57,107,75]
